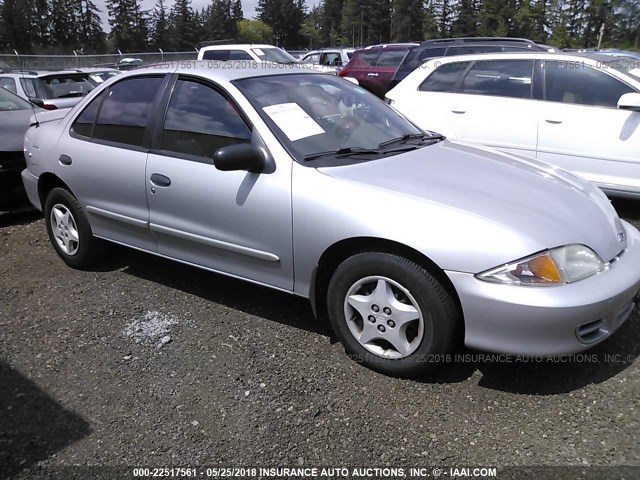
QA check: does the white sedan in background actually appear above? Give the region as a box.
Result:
[386,52,640,198]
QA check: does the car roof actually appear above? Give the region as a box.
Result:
[416,50,640,67]
[199,44,277,50]
[125,61,333,82]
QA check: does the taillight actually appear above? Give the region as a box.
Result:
[338,68,350,77]
[42,104,57,110]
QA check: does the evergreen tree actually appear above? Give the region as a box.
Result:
[393,0,425,41]
[0,0,37,52]
[452,0,479,36]
[257,0,307,48]
[151,0,170,49]
[168,0,197,50]
[78,0,106,53]
[320,0,345,45]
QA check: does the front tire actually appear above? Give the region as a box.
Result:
[327,252,460,378]
[44,187,102,269]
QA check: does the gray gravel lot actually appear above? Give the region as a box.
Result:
[1,199,639,478]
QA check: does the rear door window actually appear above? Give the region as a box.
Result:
[458,60,534,98]
[93,76,164,148]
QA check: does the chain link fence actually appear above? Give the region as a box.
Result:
[0,51,198,72]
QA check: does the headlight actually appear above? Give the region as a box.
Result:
[476,244,606,286]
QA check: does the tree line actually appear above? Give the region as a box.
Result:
[0,0,637,54]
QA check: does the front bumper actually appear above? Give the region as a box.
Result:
[447,220,640,356]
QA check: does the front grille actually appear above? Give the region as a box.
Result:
[0,151,26,172]
[576,319,608,344]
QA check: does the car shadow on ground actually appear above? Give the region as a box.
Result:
[0,361,91,479]
[0,210,41,228]
[109,246,640,394]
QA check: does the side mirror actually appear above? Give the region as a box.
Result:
[213,143,264,173]
[617,92,640,112]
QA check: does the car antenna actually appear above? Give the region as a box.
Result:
[14,49,39,127]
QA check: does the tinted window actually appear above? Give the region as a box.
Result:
[375,49,409,68]
[459,60,534,98]
[229,50,253,60]
[544,61,634,107]
[0,77,17,94]
[93,76,164,147]
[71,91,106,138]
[421,47,446,60]
[419,61,470,92]
[354,50,380,67]
[202,50,227,61]
[20,78,38,98]
[161,79,251,158]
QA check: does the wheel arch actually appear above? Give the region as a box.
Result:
[38,173,72,211]
[311,236,463,328]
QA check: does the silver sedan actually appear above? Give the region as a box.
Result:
[22,62,640,377]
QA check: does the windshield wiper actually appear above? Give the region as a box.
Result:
[378,132,445,148]
[304,146,381,161]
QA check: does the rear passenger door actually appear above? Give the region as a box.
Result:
[57,75,168,251]
[145,76,294,290]
[444,59,538,157]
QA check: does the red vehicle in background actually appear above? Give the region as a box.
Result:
[339,43,418,98]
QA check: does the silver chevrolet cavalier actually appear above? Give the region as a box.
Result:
[22,63,640,378]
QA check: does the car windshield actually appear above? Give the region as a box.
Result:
[0,85,34,111]
[252,48,299,64]
[234,73,428,165]
[40,74,94,99]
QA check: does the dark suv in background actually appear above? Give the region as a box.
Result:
[390,37,555,88]
[339,43,419,97]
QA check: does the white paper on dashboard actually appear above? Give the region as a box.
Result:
[262,103,325,141]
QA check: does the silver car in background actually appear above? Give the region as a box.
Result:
[22,63,640,378]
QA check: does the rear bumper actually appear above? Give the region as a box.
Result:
[447,220,640,356]
[21,169,42,212]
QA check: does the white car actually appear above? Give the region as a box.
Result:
[197,44,337,75]
[386,52,640,198]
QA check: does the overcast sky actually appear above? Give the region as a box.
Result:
[94,0,319,26]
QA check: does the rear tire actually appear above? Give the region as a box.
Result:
[44,187,103,269]
[327,252,460,378]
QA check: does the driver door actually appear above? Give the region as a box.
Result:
[145,76,294,290]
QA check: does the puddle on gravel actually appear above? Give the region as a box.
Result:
[123,311,178,347]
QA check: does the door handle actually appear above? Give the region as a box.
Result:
[545,118,563,124]
[150,173,171,187]
[451,107,466,114]
[367,73,379,77]
[59,154,72,165]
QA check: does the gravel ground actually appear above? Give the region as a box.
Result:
[1,199,639,479]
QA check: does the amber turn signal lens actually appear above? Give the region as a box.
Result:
[528,254,562,283]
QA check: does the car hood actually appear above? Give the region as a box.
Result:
[319,140,627,264]
[0,109,36,151]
